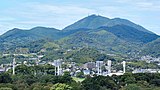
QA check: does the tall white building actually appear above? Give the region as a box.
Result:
[53,59,62,76]
[107,60,112,74]
[96,61,103,75]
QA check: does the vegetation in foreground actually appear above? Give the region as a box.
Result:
[0,65,160,90]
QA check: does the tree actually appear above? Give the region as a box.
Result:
[0,83,15,90]
[82,76,118,90]
[0,73,12,83]
[50,83,72,90]
[76,71,84,78]
[0,87,12,90]
[123,84,141,90]
[15,65,32,75]
[60,71,73,84]
[150,79,160,86]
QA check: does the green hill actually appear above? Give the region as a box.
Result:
[0,15,159,57]
[142,38,160,57]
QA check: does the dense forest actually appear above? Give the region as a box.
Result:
[0,65,160,90]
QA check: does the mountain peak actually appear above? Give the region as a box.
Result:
[11,28,22,31]
[63,14,153,34]
[87,14,101,18]
[110,18,153,34]
[88,14,97,17]
[31,26,59,30]
[86,14,110,20]
[63,14,110,30]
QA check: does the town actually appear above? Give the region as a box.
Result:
[0,52,160,77]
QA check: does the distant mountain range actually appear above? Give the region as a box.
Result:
[0,14,159,57]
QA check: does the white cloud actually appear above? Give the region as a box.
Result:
[0,23,17,35]
[135,2,160,11]
[0,2,97,35]
[107,0,160,11]
[31,4,95,15]
[0,1,160,35]
[0,17,17,21]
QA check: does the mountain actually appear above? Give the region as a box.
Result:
[59,28,142,55]
[0,27,91,43]
[142,38,160,57]
[63,14,153,34]
[103,18,153,34]
[0,27,61,41]
[63,15,110,30]
[0,27,61,52]
[0,14,159,57]
[98,25,159,43]
[61,15,159,56]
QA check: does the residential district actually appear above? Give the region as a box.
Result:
[0,53,160,77]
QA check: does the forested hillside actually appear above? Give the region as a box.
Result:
[0,14,159,58]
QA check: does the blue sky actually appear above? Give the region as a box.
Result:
[0,0,160,35]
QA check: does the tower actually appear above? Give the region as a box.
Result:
[123,61,126,73]
[54,59,62,76]
[12,58,16,75]
[107,60,111,74]
[36,55,40,65]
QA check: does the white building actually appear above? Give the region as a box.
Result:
[96,61,104,75]
[53,59,63,76]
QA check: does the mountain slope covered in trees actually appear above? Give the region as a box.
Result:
[0,14,159,57]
